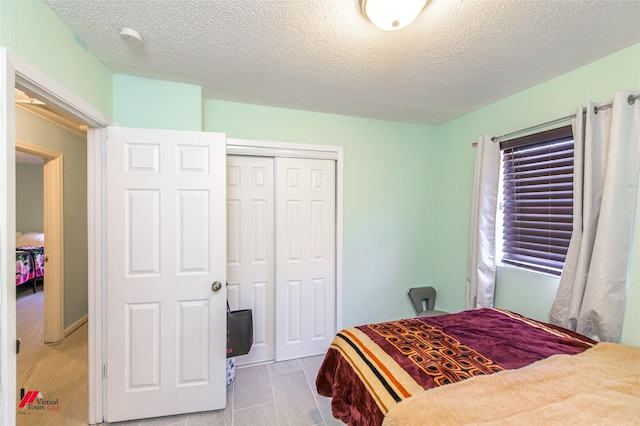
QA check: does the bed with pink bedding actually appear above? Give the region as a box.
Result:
[315,308,595,426]
[15,232,45,293]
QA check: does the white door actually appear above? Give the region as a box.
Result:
[276,157,336,360]
[226,155,275,364]
[0,47,17,426]
[105,127,227,422]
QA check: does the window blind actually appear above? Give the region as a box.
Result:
[500,125,574,276]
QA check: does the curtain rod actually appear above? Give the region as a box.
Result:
[490,93,639,143]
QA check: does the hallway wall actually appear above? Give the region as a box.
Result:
[15,108,87,328]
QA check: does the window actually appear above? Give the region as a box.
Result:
[499,125,574,276]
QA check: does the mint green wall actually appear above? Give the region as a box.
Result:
[0,0,112,118]
[205,101,439,327]
[624,201,640,344]
[113,74,203,130]
[435,43,640,345]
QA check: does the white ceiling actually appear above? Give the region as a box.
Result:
[43,0,640,125]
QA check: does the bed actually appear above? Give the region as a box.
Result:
[383,342,640,425]
[15,232,45,293]
[315,308,596,426]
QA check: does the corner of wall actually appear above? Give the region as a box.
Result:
[113,74,203,131]
[2,0,113,118]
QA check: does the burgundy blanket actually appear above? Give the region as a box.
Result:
[315,308,595,426]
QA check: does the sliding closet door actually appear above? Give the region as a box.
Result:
[276,158,336,360]
[227,155,275,364]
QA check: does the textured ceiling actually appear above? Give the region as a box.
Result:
[44,0,640,125]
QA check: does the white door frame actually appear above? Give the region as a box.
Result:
[1,47,17,426]
[9,52,112,425]
[227,138,344,332]
[15,140,65,343]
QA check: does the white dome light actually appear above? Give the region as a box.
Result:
[360,0,429,31]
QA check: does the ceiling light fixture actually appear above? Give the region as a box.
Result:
[359,0,429,31]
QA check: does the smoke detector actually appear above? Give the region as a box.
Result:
[120,27,143,43]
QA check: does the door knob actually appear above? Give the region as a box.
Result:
[211,281,223,292]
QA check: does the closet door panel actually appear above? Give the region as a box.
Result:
[226,155,275,364]
[276,157,336,360]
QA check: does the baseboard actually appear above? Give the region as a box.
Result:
[64,314,88,337]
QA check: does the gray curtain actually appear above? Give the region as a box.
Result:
[550,91,640,342]
[466,135,500,309]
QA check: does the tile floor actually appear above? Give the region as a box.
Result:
[110,356,345,426]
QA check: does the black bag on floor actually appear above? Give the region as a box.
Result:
[227,303,253,358]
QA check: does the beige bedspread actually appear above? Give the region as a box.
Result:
[383,342,640,425]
